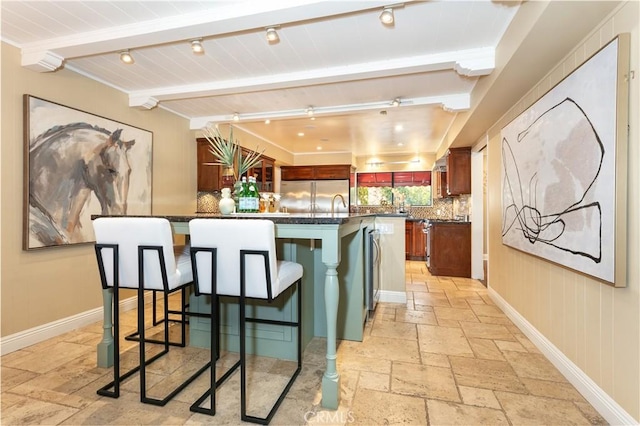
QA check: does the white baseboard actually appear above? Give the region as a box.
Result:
[488,287,636,425]
[0,295,137,356]
[379,290,407,304]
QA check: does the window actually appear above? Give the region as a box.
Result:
[354,171,432,206]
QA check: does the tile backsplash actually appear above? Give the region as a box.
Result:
[353,194,471,220]
[197,191,220,213]
[199,190,471,220]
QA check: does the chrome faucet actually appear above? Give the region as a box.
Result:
[331,194,347,215]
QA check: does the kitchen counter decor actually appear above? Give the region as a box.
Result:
[218,187,235,214]
[202,125,264,185]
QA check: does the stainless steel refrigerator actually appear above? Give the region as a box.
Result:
[280,180,350,214]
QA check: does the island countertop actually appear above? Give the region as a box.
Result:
[94,212,377,225]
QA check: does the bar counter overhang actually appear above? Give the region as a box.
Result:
[93,212,377,410]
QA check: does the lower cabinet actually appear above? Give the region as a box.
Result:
[405,220,426,261]
[427,222,471,277]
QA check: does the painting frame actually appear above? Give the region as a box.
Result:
[500,34,629,286]
[23,95,153,250]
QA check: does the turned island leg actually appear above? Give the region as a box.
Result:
[97,288,114,367]
[321,262,341,409]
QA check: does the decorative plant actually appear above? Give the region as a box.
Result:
[202,125,265,180]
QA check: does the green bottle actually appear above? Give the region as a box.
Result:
[247,176,259,213]
[238,176,249,213]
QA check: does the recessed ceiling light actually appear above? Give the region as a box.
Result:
[298,132,304,137]
[395,124,403,131]
[265,119,271,124]
[310,116,316,121]
[397,142,404,146]
[317,146,322,150]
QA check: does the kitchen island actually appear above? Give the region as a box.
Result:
[95,212,375,410]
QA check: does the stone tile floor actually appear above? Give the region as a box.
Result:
[1,261,607,425]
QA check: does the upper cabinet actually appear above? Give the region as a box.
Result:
[432,169,448,199]
[281,164,353,181]
[357,172,392,187]
[197,139,221,191]
[196,138,274,192]
[243,150,275,192]
[446,147,471,196]
[357,171,431,188]
[392,171,430,187]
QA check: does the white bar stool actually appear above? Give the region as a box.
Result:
[188,218,303,424]
[124,244,192,348]
[92,217,209,406]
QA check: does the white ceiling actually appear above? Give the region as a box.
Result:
[1,1,520,157]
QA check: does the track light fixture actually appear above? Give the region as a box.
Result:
[232,113,240,122]
[265,27,280,43]
[190,39,204,54]
[391,98,401,107]
[119,50,134,64]
[306,107,314,117]
[379,7,394,25]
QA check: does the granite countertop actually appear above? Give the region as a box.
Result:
[373,213,411,219]
[95,212,377,225]
[427,219,471,224]
[96,212,474,225]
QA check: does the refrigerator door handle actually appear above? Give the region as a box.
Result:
[311,181,317,212]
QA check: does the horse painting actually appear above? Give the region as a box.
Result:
[28,123,136,248]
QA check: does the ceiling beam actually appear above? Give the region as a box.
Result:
[189,94,469,129]
[20,0,397,72]
[130,47,493,109]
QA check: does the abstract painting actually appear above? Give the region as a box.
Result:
[501,35,629,285]
[23,95,152,250]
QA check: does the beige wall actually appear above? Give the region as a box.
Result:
[292,152,354,166]
[486,2,639,420]
[1,42,196,337]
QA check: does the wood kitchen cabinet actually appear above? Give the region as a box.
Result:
[405,220,426,260]
[281,164,353,181]
[244,151,275,192]
[197,139,221,191]
[280,165,314,180]
[197,138,274,191]
[432,169,448,199]
[405,222,411,259]
[446,147,471,195]
[427,222,471,277]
